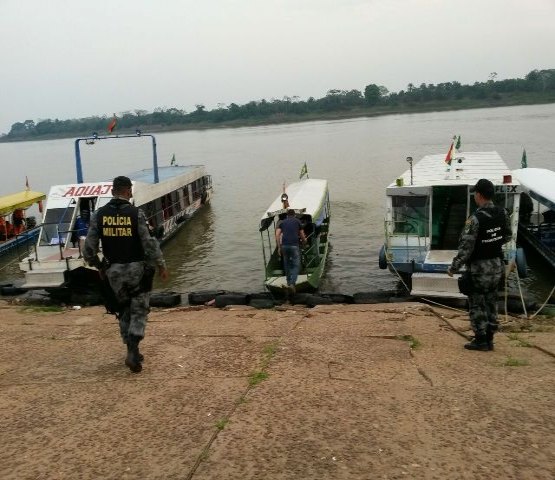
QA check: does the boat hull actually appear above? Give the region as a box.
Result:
[0,228,40,257]
[517,224,555,271]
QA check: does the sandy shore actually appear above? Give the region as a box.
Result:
[0,299,554,480]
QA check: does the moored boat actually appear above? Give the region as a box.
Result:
[19,133,212,289]
[0,189,46,257]
[259,178,331,293]
[378,146,524,298]
[512,167,555,271]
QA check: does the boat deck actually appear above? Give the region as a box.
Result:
[128,165,202,184]
[265,274,309,289]
[425,250,458,264]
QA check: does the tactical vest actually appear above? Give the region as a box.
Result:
[97,199,144,264]
[469,206,507,261]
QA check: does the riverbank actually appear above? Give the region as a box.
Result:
[2,94,555,142]
[1,300,554,479]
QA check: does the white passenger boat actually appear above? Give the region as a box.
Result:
[378,149,524,298]
[259,179,331,293]
[20,133,212,289]
[512,167,555,271]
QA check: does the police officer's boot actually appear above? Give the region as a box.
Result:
[123,338,144,361]
[464,334,489,351]
[485,328,495,351]
[125,335,143,373]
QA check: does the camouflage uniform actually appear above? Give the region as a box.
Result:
[450,201,512,338]
[83,198,165,345]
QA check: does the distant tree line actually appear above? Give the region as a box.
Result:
[3,69,555,141]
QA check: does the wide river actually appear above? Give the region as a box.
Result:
[1,104,554,301]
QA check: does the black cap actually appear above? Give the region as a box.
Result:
[112,176,132,189]
[473,178,495,199]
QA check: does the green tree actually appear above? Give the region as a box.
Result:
[364,84,381,106]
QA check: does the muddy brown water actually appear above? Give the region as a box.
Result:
[1,104,554,301]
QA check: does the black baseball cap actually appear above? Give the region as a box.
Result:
[113,176,132,189]
[472,178,495,199]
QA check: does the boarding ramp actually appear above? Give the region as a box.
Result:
[411,250,465,298]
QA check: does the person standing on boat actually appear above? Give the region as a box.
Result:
[447,179,511,351]
[83,176,169,373]
[276,208,307,295]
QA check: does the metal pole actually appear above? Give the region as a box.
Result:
[151,135,159,184]
[75,139,84,183]
[406,156,413,186]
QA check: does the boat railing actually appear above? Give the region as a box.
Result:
[302,231,319,269]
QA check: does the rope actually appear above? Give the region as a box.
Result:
[384,245,411,294]
[514,266,528,318]
[529,282,555,320]
[418,297,467,313]
[0,254,26,273]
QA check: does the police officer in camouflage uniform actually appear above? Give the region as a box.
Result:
[448,179,512,351]
[83,176,168,373]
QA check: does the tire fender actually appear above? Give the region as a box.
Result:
[515,248,528,278]
[378,245,388,270]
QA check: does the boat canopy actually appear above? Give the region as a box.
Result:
[513,168,555,210]
[0,190,46,216]
[387,151,515,192]
[260,179,328,231]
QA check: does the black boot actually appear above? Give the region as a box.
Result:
[464,334,489,351]
[124,337,144,361]
[125,335,143,373]
[485,329,494,351]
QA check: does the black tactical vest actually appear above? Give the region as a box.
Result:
[470,206,507,261]
[97,199,144,264]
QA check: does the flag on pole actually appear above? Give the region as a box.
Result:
[455,135,461,150]
[444,142,454,165]
[521,148,527,168]
[107,114,117,134]
[299,162,309,179]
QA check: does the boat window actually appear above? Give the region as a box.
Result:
[192,179,202,201]
[182,187,190,207]
[392,196,429,236]
[40,207,75,246]
[469,193,515,215]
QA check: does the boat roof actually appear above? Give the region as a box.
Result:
[513,168,555,210]
[128,165,205,184]
[0,190,46,216]
[388,151,516,189]
[262,179,328,222]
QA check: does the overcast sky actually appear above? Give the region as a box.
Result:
[1,0,554,134]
